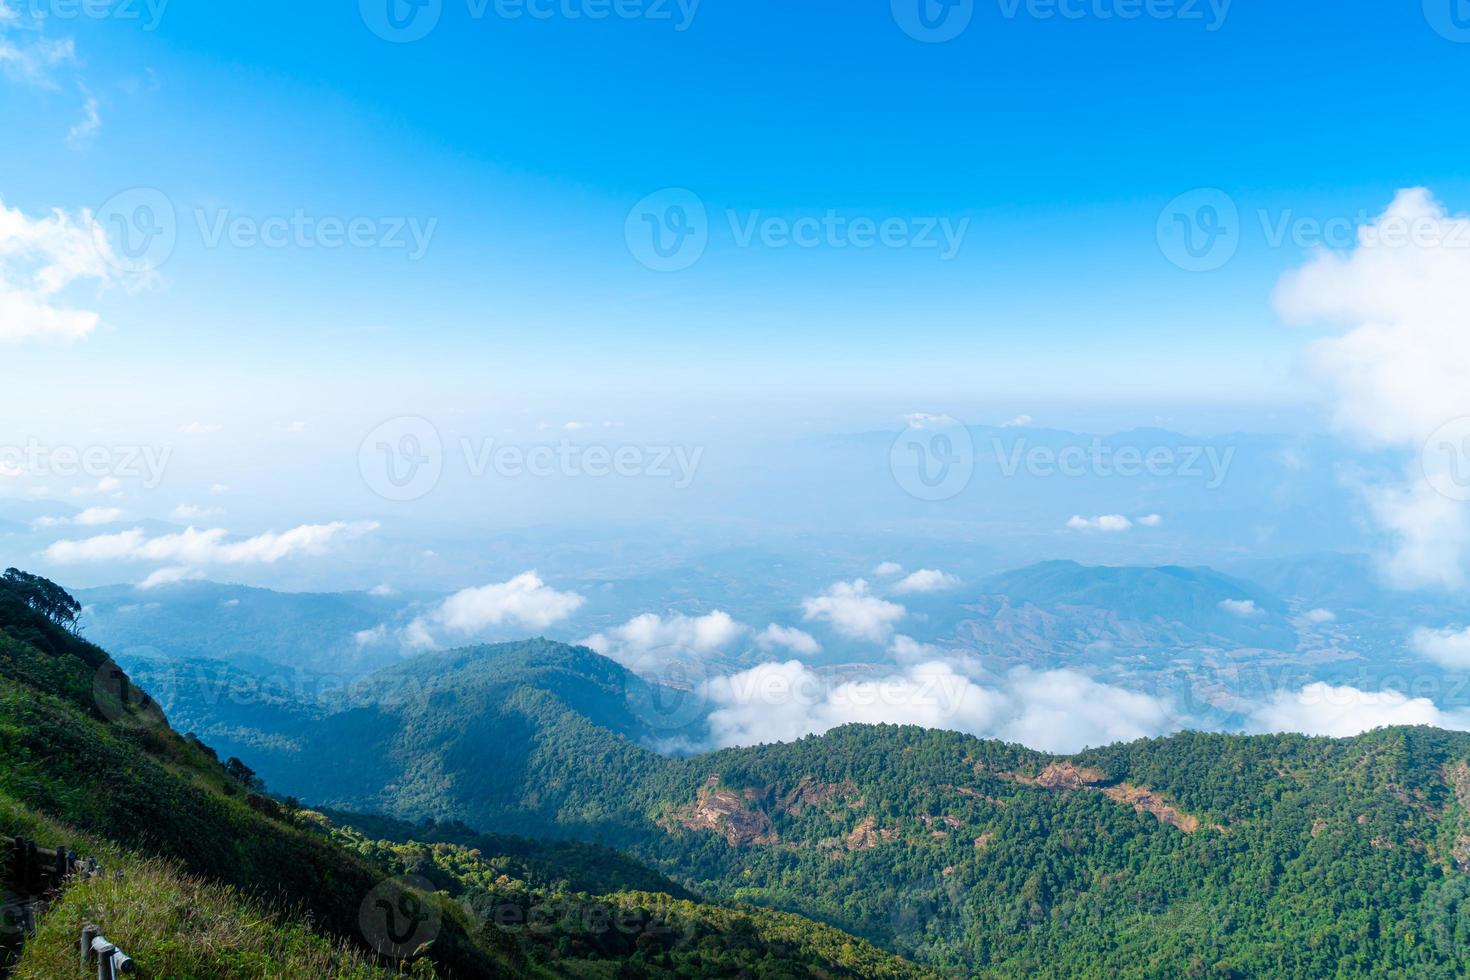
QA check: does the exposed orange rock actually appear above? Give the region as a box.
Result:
[974,833,994,851]
[674,775,778,847]
[846,817,899,852]
[1102,783,1201,834]
[778,776,860,817]
[1034,763,1106,790]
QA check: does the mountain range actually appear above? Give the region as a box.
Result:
[113,633,1470,976]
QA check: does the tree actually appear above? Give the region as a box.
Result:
[224,756,262,790]
[2,568,83,633]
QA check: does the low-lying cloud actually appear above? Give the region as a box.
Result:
[702,658,1178,755]
[802,579,906,643]
[1411,625,1470,669]
[404,572,586,650]
[583,610,744,669]
[1247,681,1470,738]
[892,568,960,595]
[45,521,378,566]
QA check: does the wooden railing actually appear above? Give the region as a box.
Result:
[80,925,135,978]
[1,837,134,977]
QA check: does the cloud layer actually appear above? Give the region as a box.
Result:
[702,658,1177,755]
[45,521,378,565]
[1276,188,1470,589]
[404,572,586,650]
[583,610,744,669]
[802,579,905,643]
[1247,682,1470,739]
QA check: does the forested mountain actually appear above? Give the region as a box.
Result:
[12,569,1470,976]
[0,571,932,978]
[118,634,1470,976]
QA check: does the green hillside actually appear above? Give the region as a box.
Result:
[0,569,931,978]
[127,636,1470,977]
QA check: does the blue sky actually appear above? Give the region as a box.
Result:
[4,0,1470,535]
[4,0,1467,410]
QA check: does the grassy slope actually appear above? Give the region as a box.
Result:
[2,793,393,980]
[0,583,515,979]
[1,580,932,979]
[169,639,1470,977]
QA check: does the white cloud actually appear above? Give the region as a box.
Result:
[900,412,954,429]
[802,579,906,643]
[702,660,1175,755]
[1275,189,1470,590]
[892,568,960,595]
[1067,514,1133,532]
[172,504,221,521]
[1002,414,1033,427]
[1304,608,1337,625]
[354,624,390,647]
[36,505,126,528]
[1247,682,1469,738]
[0,196,123,342]
[584,610,744,668]
[71,476,121,497]
[705,660,1005,749]
[1411,626,1470,669]
[873,562,904,577]
[44,521,378,565]
[756,624,821,656]
[889,634,945,662]
[67,88,99,146]
[137,566,204,590]
[0,23,74,88]
[1219,599,1263,618]
[1137,513,1163,527]
[997,669,1178,754]
[404,572,585,650]
[368,584,397,597]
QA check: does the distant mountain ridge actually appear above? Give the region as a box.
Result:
[0,572,933,978]
[117,632,1470,976]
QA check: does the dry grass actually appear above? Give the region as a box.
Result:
[13,857,417,980]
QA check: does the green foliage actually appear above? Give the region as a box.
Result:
[0,573,510,979]
[164,637,1470,978]
[2,569,82,635]
[312,813,934,978]
[0,572,934,979]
